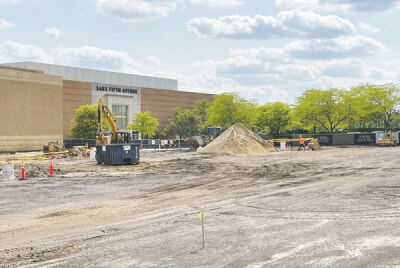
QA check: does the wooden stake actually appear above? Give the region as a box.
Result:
[200,212,205,249]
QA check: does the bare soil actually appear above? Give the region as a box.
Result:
[1,147,400,267]
[201,123,275,155]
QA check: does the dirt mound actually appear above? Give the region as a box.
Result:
[200,123,276,155]
[308,138,321,150]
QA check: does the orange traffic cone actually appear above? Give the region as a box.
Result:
[50,160,54,176]
[21,160,25,180]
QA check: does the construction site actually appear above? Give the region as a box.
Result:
[1,123,400,267]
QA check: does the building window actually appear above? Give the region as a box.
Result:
[112,105,128,129]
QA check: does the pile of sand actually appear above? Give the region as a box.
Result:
[200,123,276,155]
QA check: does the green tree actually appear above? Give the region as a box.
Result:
[206,93,257,129]
[163,108,201,139]
[127,111,159,139]
[256,102,292,135]
[192,99,210,135]
[295,88,350,133]
[70,104,110,139]
[346,85,378,129]
[368,84,400,130]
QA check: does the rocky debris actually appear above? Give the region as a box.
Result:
[185,136,206,150]
[200,123,276,155]
[67,147,86,157]
[308,138,321,150]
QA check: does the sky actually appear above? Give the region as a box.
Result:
[0,0,399,104]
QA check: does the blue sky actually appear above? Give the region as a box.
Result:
[0,0,399,104]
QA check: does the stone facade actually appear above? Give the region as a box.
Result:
[0,67,63,152]
[63,80,92,138]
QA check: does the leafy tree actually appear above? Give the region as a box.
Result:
[346,85,378,129]
[295,88,350,133]
[206,93,257,129]
[70,104,110,139]
[368,84,400,130]
[163,108,201,139]
[192,99,210,134]
[256,102,292,135]
[127,111,159,139]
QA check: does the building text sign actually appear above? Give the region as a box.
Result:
[95,84,138,95]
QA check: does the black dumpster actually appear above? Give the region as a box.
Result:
[96,144,140,165]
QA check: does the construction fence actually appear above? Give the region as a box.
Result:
[63,138,190,149]
[134,139,190,149]
[270,132,400,146]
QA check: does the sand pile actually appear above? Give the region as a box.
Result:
[308,138,321,150]
[200,123,276,155]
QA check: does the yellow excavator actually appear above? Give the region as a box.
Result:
[96,98,133,144]
[96,98,139,165]
[96,98,118,145]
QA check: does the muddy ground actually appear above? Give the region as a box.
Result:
[1,147,400,267]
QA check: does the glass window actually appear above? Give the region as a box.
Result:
[112,105,128,129]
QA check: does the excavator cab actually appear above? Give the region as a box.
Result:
[208,127,222,140]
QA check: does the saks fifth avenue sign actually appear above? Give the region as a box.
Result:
[95,84,138,95]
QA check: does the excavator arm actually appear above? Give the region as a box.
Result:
[97,98,118,144]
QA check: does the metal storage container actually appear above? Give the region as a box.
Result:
[96,144,140,165]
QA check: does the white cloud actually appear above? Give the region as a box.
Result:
[0,41,140,73]
[51,45,140,72]
[321,58,368,77]
[0,40,397,104]
[44,27,62,38]
[188,0,244,8]
[286,36,386,59]
[0,18,14,29]
[146,56,162,66]
[358,22,380,34]
[0,41,50,62]
[0,0,20,3]
[187,10,356,39]
[95,0,243,22]
[95,0,184,22]
[275,0,400,12]
[186,36,397,103]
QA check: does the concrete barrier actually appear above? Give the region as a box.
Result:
[332,134,354,145]
[313,135,333,146]
[354,134,376,145]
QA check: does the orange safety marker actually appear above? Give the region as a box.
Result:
[50,160,54,176]
[21,160,25,180]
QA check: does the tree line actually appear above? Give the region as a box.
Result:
[70,83,400,139]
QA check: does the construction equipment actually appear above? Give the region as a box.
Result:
[96,98,117,145]
[96,98,139,165]
[378,133,396,147]
[207,127,222,140]
[43,141,62,154]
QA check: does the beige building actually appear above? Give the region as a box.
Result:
[0,62,214,152]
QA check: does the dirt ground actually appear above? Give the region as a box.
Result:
[1,146,400,267]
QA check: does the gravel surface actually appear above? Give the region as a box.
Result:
[1,147,400,267]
